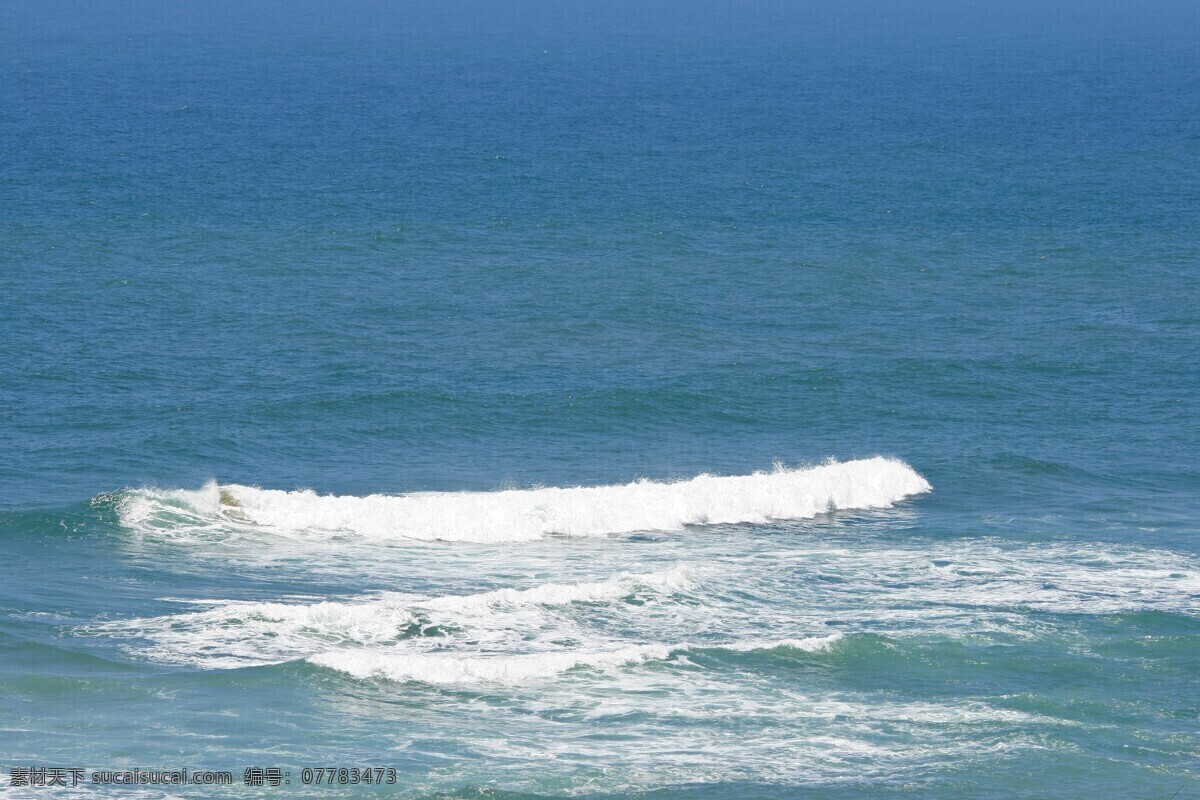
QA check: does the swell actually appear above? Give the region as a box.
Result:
[112,457,931,543]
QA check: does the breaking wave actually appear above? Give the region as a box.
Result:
[112,457,931,543]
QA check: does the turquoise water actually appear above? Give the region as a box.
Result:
[2,2,1199,797]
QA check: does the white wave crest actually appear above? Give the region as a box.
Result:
[115,457,931,543]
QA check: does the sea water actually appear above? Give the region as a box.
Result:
[1,1,1198,798]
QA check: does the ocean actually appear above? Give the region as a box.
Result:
[1,1,1198,797]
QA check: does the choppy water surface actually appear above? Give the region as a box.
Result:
[2,2,1198,798]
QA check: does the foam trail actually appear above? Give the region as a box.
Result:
[116,457,930,543]
[88,569,692,669]
[308,635,844,686]
[716,633,845,653]
[309,644,674,685]
[420,566,692,612]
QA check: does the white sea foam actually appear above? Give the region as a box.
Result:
[420,565,692,612]
[86,562,849,685]
[715,633,845,653]
[89,568,694,669]
[751,540,1200,622]
[114,457,930,542]
[308,643,676,685]
[307,635,844,686]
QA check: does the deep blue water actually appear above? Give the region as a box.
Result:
[2,2,1199,798]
